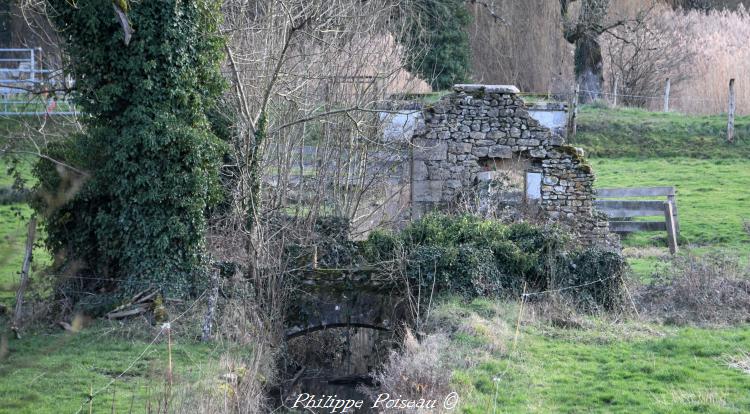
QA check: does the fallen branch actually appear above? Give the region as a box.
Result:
[106,306,148,320]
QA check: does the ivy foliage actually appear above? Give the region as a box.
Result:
[399,0,472,90]
[362,213,627,310]
[34,0,226,299]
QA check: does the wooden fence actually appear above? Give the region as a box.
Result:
[594,186,679,254]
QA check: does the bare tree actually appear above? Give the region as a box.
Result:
[212,0,426,339]
[602,5,694,108]
[560,0,653,102]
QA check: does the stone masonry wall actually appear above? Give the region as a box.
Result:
[411,84,610,244]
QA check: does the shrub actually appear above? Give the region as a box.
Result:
[637,254,750,325]
[550,248,628,311]
[362,330,454,412]
[362,213,627,310]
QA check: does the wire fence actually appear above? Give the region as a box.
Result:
[518,83,742,115]
[70,289,209,414]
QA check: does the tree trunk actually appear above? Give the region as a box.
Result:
[574,34,604,104]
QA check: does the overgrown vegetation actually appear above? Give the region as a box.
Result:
[364,296,750,413]
[637,254,750,325]
[362,213,628,310]
[33,0,226,303]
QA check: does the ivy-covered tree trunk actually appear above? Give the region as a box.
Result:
[561,0,609,103]
[573,33,604,102]
[36,0,225,301]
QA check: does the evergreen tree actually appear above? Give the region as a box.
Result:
[401,0,472,90]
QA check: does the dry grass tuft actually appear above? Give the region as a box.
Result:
[363,329,455,413]
[636,254,750,325]
[724,352,750,375]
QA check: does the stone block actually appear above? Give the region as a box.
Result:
[471,146,489,157]
[487,131,507,140]
[412,161,428,180]
[529,148,547,158]
[488,145,512,158]
[469,131,486,140]
[449,142,471,154]
[412,180,443,202]
[517,139,540,146]
[413,139,448,161]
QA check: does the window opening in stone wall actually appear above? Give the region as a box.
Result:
[477,156,532,204]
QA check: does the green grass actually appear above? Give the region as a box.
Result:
[439,298,750,414]
[591,158,750,248]
[573,106,750,158]
[443,107,750,411]
[590,157,750,279]
[0,324,225,414]
[569,106,750,276]
[0,99,77,114]
[0,204,49,306]
[458,325,750,413]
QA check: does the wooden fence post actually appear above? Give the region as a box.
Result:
[728,78,736,143]
[612,76,619,107]
[667,189,679,238]
[663,78,671,112]
[569,83,579,139]
[11,217,37,338]
[664,202,678,255]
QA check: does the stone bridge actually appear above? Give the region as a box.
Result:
[284,266,408,340]
[281,267,409,408]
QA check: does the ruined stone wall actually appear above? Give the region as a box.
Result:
[411,84,610,244]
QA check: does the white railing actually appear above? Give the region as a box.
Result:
[0,48,77,116]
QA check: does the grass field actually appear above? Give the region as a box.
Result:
[574,106,750,278]
[0,323,224,414]
[440,298,750,414]
[572,106,750,158]
[592,158,750,247]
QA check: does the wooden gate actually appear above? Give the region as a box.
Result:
[594,186,679,254]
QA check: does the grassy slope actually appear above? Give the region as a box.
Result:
[573,106,750,158]
[573,106,750,276]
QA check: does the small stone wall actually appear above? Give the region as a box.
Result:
[411,84,610,244]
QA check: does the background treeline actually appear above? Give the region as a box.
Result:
[2,0,750,114]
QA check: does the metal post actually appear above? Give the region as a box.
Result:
[663,78,670,112]
[29,48,35,82]
[728,78,736,143]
